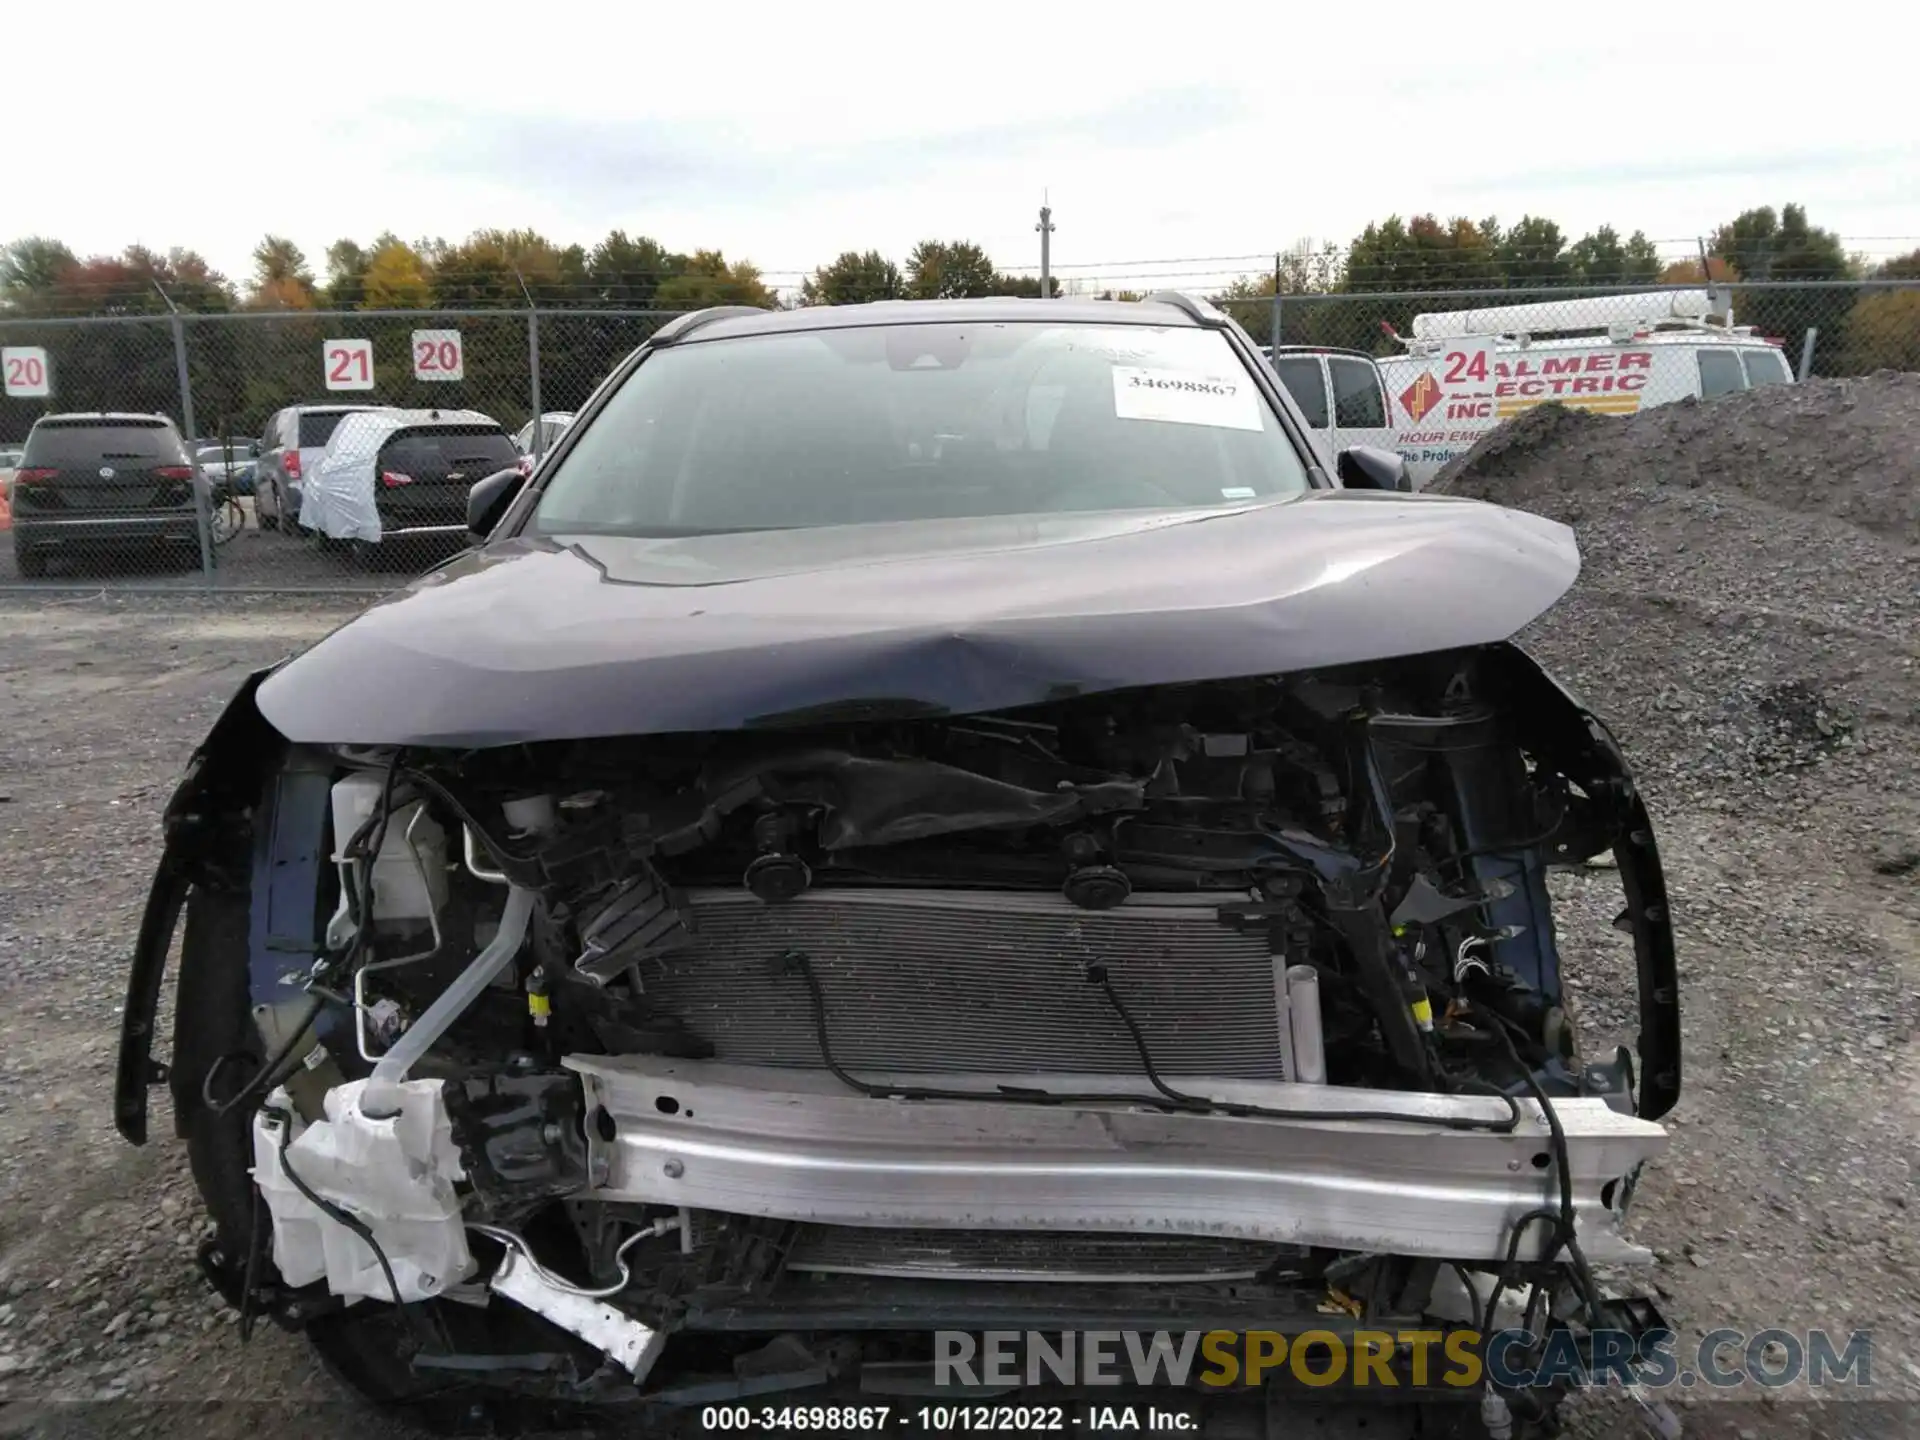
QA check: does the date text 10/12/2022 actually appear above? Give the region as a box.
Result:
[698,1405,1201,1433]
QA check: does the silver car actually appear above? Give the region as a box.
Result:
[253,404,389,531]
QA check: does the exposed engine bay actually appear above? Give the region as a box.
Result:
[118,641,1679,1431]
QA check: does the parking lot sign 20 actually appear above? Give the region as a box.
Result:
[3,347,52,398]
[412,330,464,381]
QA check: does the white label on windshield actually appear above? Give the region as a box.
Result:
[1112,366,1262,431]
[1221,486,1256,499]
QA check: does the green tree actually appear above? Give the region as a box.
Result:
[1711,205,1852,374]
[801,250,901,305]
[1712,204,1849,281]
[0,237,80,313]
[1567,226,1663,286]
[324,240,370,309]
[1495,216,1570,284]
[653,250,776,309]
[904,240,997,299]
[585,231,685,307]
[1346,215,1500,291]
[990,272,1060,298]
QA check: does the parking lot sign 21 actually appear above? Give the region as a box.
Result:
[3,347,52,398]
[324,338,376,391]
[412,330,465,381]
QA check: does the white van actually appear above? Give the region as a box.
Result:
[1377,289,1796,486]
[1259,345,1399,468]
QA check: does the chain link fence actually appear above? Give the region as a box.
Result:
[2,281,1915,589]
[0,307,674,588]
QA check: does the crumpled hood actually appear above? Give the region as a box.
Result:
[257,490,1579,747]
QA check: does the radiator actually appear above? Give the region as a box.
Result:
[636,887,1290,1079]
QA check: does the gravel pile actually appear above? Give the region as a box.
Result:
[1435,374,1920,860]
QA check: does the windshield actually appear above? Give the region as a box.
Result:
[24,419,183,466]
[532,322,1311,537]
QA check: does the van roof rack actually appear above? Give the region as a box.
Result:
[1407,287,1737,343]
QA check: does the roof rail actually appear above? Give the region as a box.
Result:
[649,305,773,345]
[1142,290,1228,326]
[1267,344,1381,362]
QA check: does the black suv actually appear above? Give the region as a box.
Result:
[10,413,206,577]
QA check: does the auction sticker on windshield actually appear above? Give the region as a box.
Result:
[1113,367,1262,431]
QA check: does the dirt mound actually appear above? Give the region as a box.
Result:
[1434,375,1920,872]
[1437,370,1920,541]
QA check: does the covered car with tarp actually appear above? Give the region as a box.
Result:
[298,409,519,545]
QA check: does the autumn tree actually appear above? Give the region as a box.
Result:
[801,250,901,305]
[1838,248,1920,374]
[1873,248,1920,281]
[1657,255,1735,284]
[361,234,433,309]
[424,229,588,307]
[653,250,776,309]
[247,235,317,310]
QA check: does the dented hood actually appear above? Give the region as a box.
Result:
[256,490,1579,747]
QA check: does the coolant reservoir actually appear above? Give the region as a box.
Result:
[328,773,449,934]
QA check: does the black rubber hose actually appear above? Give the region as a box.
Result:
[263,1104,433,1346]
[785,948,1521,1134]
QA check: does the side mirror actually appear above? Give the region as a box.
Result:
[467,467,526,541]
[1336,445,1413,493]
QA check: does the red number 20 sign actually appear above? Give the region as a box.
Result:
[411,329,464,382]
[3,347,51,397]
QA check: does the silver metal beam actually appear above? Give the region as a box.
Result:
[490,1246,666,1378]
[564,1056,1666,1266]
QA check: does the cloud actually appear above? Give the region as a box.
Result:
[379,86,1244,218]
[1445,145,1920,195]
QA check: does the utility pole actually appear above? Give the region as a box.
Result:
[1036,197,1055,298]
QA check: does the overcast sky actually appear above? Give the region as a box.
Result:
[10,0,1916,294]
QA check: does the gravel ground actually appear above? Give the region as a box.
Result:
[1438,376,1920,1436]
[0,370,1916,1439]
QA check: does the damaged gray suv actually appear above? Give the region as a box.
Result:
[116,295,1680,1435]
